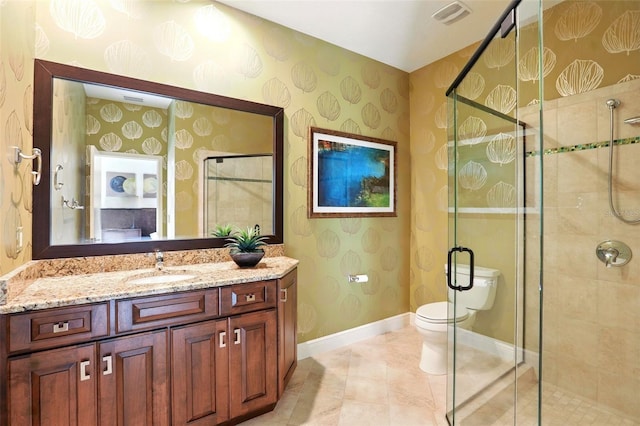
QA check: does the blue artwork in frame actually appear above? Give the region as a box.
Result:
[308,127,397,218]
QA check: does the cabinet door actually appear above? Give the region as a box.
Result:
[228,310,278,419]
[277,269,297,396]
[98,330,169,426]
[8,343,97,426]
[171,319,229,425]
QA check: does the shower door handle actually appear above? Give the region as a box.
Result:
[447,246,474,291]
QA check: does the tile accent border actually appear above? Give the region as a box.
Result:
[526,136,640,157]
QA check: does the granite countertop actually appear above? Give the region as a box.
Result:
[1,256,298,314]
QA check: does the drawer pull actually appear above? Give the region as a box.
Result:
[234,329,241,345]
[245,294,256,302]
[103,355,113,376]
[280,288,288,303]
[80,360,90,381]
[219,331,226,348]
[53,321,69,333]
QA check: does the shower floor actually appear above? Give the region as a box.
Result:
[453,347,638,425]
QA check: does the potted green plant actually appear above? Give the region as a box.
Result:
[225,227,268,267]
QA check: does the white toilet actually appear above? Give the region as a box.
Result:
[414,263,500,375]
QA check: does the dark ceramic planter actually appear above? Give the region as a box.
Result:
[230,250,264,267]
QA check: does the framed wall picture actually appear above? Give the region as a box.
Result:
[308,127,397,218]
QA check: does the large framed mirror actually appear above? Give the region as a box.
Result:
[32,59,284,259]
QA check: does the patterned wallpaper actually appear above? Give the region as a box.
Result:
[0,0,410,343]
[5,0,635,344]
[409,0,640,340]
[0,2,35,273]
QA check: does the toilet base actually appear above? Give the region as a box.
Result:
[419,334,447,375]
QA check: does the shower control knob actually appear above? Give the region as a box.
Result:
[596,240,632,268]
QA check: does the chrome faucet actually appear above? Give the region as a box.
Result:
[155,250,164,271]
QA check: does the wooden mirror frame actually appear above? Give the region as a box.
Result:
[32,59,284,259]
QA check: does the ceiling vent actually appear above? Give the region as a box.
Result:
[432,1,472,25]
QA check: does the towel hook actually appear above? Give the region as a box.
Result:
[13,147,42,185]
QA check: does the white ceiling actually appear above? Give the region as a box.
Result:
[216,0,514,72]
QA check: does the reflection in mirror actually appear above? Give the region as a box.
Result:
[33,59,283,259]
[203,154,273,238]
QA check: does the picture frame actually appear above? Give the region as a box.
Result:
[308,127,397,218]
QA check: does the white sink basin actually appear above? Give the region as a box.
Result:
[128,274,196,285]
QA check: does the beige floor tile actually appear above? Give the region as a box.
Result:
[389,403,439,425]
[239,326,638,425]
[344,375,389,404]
[338,400,390,425]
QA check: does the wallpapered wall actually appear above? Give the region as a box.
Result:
[410,0,639,340]
[4,0,635,344]
[0,0,410,342]
[1,2,35,271]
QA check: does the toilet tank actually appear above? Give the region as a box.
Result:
[445,264,500,310]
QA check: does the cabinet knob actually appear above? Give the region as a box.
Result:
[234,329,241,345]
[102,355,113,376]
[80,360,91,381]
[280,288,288,302]
[219,331,226,348]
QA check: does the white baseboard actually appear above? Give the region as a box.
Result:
[298,312,538,375]
[297,313,411,360]
[456,327,523,363]
[409,312,532,366]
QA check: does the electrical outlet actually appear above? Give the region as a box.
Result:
[16,226,23,254]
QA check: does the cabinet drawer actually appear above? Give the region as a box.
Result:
[220,280,277,315]
[116,288,219,333]
[8,303,108,353]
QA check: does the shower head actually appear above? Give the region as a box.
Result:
[606,98,620,109]
[624,116,640,125]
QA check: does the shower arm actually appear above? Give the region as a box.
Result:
[606,99,640,225]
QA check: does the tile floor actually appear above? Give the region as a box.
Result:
[240,325,449,426]
[240,325,639,426]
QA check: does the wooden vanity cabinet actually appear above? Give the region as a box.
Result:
[7,330,169,426]
[8,343,98,425]
[171,318,230,425]
[277,269,297,396]
[227,309,278,420]
[98,330,169,425]
[172,288,278,425]
[2,272,296,426]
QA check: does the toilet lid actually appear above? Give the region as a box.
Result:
[417,302,468,324]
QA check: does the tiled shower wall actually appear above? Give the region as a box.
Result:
[526,78,640,419]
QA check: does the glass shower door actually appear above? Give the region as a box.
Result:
[445,4,532,420]
[446,91,525,425]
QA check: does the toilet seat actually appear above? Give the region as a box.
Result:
[416,301,469,324]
